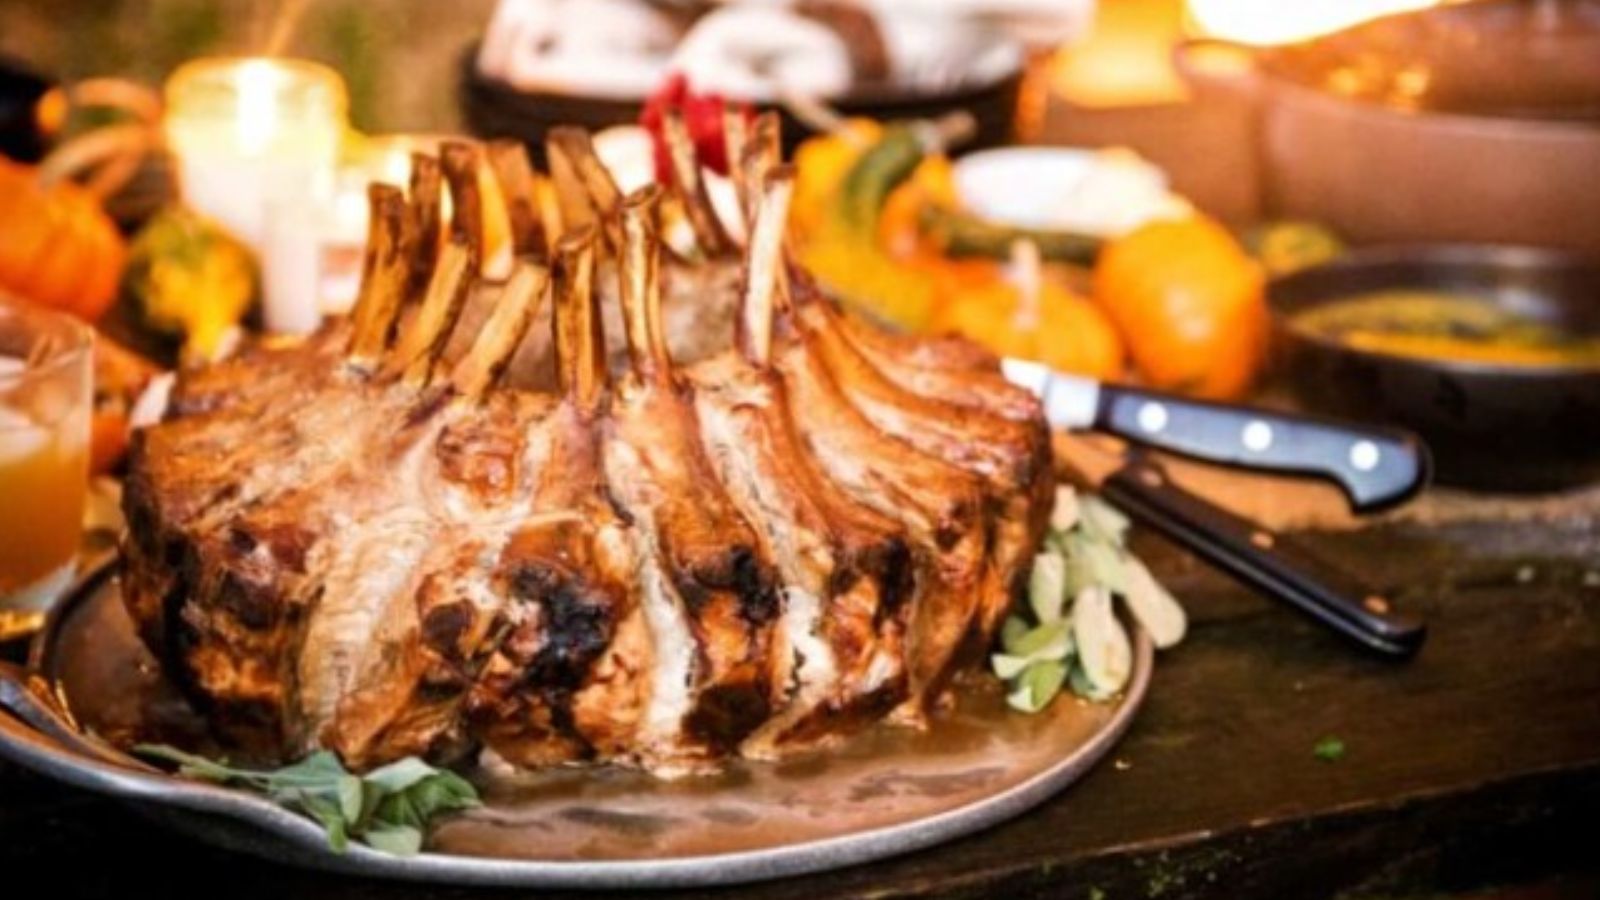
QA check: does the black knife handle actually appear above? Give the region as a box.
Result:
[1095,385,1430,513]
[1101,458,1426,658]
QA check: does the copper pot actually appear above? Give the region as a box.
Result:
[1176,0,1600,255]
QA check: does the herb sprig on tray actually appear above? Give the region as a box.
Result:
[993,487,1188,713]
[135,745,481,856]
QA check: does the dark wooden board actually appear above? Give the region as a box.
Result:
[3,517,1598,899]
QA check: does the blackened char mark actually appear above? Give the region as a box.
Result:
[673,545,780,627]
[731,547,779,626]
[493,561,617,756]
[421,602,473,662]
[685,683,770,755]
[512,566,613,690]
[826,535,915,626]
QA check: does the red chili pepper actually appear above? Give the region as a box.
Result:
[640,72,752,183]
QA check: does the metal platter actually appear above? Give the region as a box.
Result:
[0,561,1152,889]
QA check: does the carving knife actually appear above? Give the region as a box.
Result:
[1002,359,1430,512]
[1057,435,1426,658]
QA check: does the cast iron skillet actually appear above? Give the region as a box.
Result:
[1270,245,1600,492]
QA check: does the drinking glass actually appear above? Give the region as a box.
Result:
[0,300,91,615]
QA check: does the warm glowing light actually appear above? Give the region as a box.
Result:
[1187,0,1442,46]
[1051,0,1188,107]
[232,59,285,155]
[164,57,348,247]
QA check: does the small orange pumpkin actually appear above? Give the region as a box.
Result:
[0,155,126,322]
[1093,215,1268,400]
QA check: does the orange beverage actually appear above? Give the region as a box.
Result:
[0,302,91,611]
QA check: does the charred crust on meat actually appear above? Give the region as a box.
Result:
[211,570,270,630]
[511,569,613,691]
[686,684,770,752]
[421,603,474,660]
[731,548,780,625]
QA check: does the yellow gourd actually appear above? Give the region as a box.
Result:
[122,206,257,364]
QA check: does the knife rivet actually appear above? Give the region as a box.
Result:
[1250,530,1275,549]
[1140,469,1164,488]
[1242,420,1273,452]
[1137,402,1168,434]
[1350,440,1381,471]
[1364,595,1391,615]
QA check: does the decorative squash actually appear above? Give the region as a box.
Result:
[1093,215,1267,400]
[0,155,127,322]
[123,205,257,365]
[932,261,1125,381]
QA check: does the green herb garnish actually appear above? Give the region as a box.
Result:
[135,745,480,855]
[992,486,1187,713]
[1313,736,1346,763]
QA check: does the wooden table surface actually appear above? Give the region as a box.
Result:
[3,489,1598,898]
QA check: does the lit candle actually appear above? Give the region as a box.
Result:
[165,58,348,334]
[164,57,349,248]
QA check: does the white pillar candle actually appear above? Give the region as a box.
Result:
[165,57,349,333]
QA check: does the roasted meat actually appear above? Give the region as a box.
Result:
[122,127,1053,775]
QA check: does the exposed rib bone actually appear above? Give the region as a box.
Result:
[440,142,485,266]
[660,109,732,258]
[553,225,605,413]
[407,153,443,295]
[722,106,750,224]
[736,113,783,230]
[124,120,1057,777]
[450,261,549,398]
[383,238,475,385]
[737,166,794,368]
[348,183,414,368]
[535,174,564,255]
[619,185,670,383]
[547,127,624,251]
[487,140,545,258]
[545,127,596,238]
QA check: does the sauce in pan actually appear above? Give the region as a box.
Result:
[1289,289,1600,368]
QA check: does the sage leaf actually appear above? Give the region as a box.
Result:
[1006,659,1068,713]
[1076,532,1129,595]
[1029,551,1068,623]
[363,824,424,856]
[133,745,249,784]
[1009,619,1071,659]
[1079,495,1131,547]
[296,790,351,853]
[134,745,480,857]
[1000,615,1030,653]
[363,756,441,795]
[372,769,480,832]
[1121,554,1187,649]
[991,652,1031,680]
[1072,586,1132,698]
[1069,660,1109,701]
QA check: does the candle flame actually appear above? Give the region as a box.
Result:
[234,59,285,155]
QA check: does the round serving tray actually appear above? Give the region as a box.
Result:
[0,561,1151,889]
